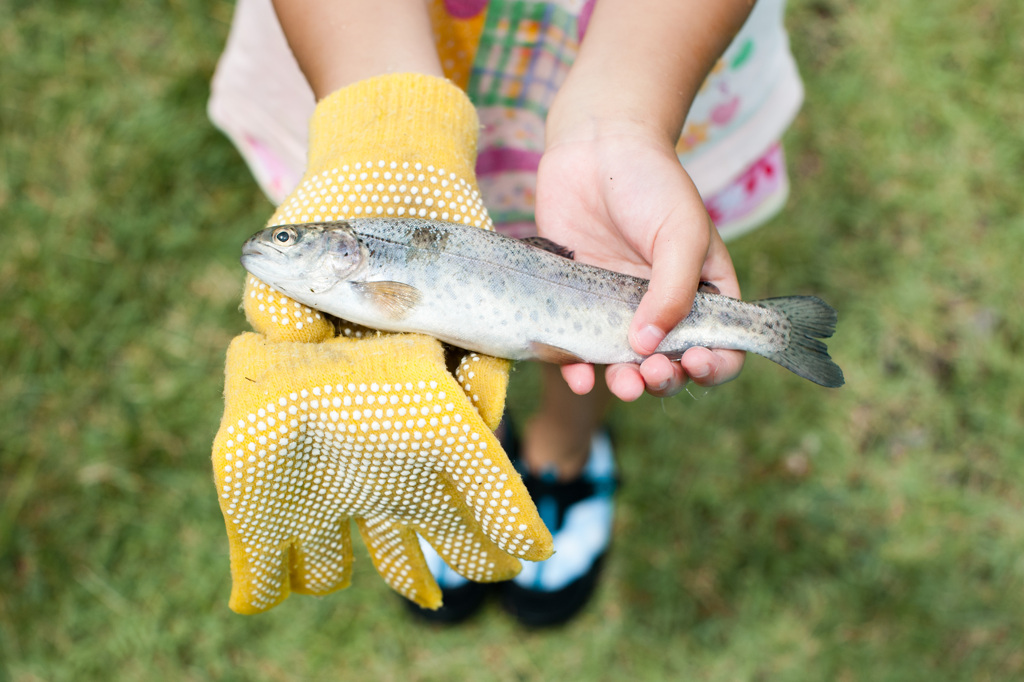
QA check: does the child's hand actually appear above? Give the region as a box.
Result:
[534,0,754,401]
[535,126,745,401]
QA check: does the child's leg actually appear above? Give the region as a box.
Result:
[522,363,611,479]
[500,363,617,626]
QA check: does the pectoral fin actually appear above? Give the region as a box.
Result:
[528,341,585,365]
[352,281,421,319]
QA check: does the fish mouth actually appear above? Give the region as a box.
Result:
[239,233,290,282]
[240,231,293,266]
[241,233,282,259]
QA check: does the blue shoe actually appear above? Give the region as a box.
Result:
[500,430,617,627]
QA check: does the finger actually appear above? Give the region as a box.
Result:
[673,228,744,386]
[699,227,742,300]
[416,523,522,585]
[560,363,596,395]
[628,215,712,356]
[638,354,688,397]
[679,346,746,387]
[604,363,646,402]
[355,517,443,609]
[453,352,512,431]
[441,423,554,562]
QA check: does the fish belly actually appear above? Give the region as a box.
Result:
[395,259,638,363]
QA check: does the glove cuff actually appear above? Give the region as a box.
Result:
[310,73,480,182]
[270,73,490,230]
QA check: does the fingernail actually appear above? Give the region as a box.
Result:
[635,325,666,354]
[690,363,711,380]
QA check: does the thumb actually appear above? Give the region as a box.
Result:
[628,215,713,356]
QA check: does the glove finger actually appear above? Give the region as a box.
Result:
[213,365,357,614]
[441,415,554,562]
[452,352,511,432]
[288,522,355,598]
[244,274,336,343]
[356,516,442,609]
[221,523,355,615]
[356,496,523,609]
[416,518,522,584]
[331,334,551,561]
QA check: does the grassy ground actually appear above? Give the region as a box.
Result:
[2,0,1023,679]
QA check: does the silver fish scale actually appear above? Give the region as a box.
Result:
[346,219,788,364]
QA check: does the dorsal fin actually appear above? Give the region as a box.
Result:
[521,236,575,260]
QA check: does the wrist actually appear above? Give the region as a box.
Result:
[545,47,690,150]
[544,104,677,152]
[272,0,443,99]
[547,0,752,151]
[544,88,682,158]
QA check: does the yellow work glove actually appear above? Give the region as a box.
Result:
[212,74,553,614]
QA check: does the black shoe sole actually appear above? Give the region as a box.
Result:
[402,580,491,625]
[500,554,606,628]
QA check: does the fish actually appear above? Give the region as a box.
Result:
[241,218,844,388]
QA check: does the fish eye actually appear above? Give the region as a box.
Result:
[272,227,297,245]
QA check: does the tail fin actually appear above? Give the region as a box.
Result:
[755,296,845,388]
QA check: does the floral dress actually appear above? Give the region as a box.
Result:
[209,0,803,240]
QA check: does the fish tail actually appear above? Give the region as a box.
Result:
[754,296,845,388]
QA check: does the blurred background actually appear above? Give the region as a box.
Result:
[2,0,1023,679]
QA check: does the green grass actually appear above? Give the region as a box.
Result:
[3,0,1024,679]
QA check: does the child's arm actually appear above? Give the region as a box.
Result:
[271,0,443,98]
[539,0,754,400]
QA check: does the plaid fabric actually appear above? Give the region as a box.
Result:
[464,0,587,231]
[468,0,580,117]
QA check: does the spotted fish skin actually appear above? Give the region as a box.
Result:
[241,218,844,388]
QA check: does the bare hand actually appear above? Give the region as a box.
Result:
[535,129,745,401]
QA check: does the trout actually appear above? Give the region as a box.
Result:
[241,218,844,388]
